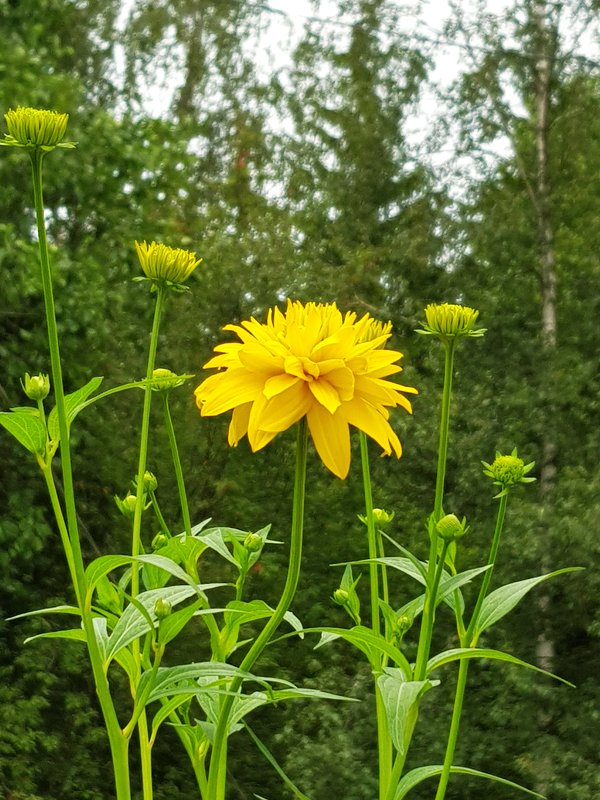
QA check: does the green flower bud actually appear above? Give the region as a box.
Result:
[333,588,349,606]
[21,372,50,401]
[482,450,536,491]
[154,598,172,620]
[115,493,138,519]
[372,508,395,528]
[418,302,485,340]
[135,240,201,286]
[243,532,263,553]
[152,532,169,551]
[150,368,191,392]
[436,513,469,542]
[397,613,413,635]
[142,471,158,493]
[2,107,76,150]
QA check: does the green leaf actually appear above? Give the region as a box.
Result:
[427,647,575,687]
[105,585,200,663]
[0,410,46,455]
[377,669,438,755]
[7,604,81,621]
[308,626,411,677]
[141,662,253,704]
[47,377,103,442]
[24,629,86,645]
[150,695,192,742]
[394,764,544,799]
[158,598,205,646]
[245,723,314,800]
[475,567,583,636]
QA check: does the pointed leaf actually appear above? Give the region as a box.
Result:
[394,764,544,799]
[427,647,575,686]
[0,411,46,455]
[245,724,314,800]
[47,377,103,442]
[7,604,81,621]
[476,567,583,636]
[377,669,438,755]
[24,629,86,645]
[307,626,410,676]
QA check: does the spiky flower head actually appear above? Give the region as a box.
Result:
[418,303,485,340]
[355,314,393,344]
[21,372,50,401]
[195,300,417,479]
[482,448,536,494]
[1,107,76,151]
[134,240,201,289]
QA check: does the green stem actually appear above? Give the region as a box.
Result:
[139,713,154,800]
[415,541,449,681]
[149,491,171,537]
[131,286,165,597]
[206,418,309,800]
[30,150,131,800]
[435,493,511,800]
[414,341,455,680]
[41,464,78,599]
[359,432,392,798]
[466,492,509,645]
[162,393,192,537]
[434,658,470,800]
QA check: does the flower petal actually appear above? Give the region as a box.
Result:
[307,404,351,479]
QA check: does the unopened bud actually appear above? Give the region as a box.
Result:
[115,493,138,519]
[373,508,395,528]
[243,532,263,553]
[333,588,349,606]
[22,373,50,401]
[152,532,169,551]
[154,598,172,620]
[142,471,158,492]
[397,614,413,634]
[436,513,468,543]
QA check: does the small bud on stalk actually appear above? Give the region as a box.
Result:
[154,598,172,620]
[115,493,138,519]
[22,372,50,401]
[436,513,469,543]
[243,532,263,553]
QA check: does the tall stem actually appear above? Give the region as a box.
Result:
[162,393,192,537]
[435,492,511,800]
[414,341,455,680]
[359,432,392,798]
[30,150,131,799]
[206,418,309,800]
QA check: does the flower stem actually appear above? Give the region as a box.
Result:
[414,541,449,681]
[414,341,455,680]
[30,150,131,800]
[435,492,510,800]
[359,432,392,799]
[162,393,192,537]
[206,418,309,800]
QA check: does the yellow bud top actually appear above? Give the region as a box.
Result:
[2,107,75,150]
[22,372,50,401]
[355,314,393,344]
[150,368,191,392]
[135,240,201,286]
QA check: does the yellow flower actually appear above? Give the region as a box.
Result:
[135,240,201,285]
[418,303,485,339]
[195,301,417,479]
[2,107,75,149]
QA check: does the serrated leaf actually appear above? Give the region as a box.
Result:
[377,669,437,755]
[394,764,544,799]
[0,410,46,455]
[427,647,574,686]
[47,377,103,442]
[475,567,583,636]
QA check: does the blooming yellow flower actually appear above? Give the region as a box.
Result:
[1,107,75,149]
[135,240,201,285]
[418,303,485,339]
[195,301,417,479]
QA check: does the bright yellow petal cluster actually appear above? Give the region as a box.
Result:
[135,240,201,285]
[3,107,71,148]
[195,300,417,479]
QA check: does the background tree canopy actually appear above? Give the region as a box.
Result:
[1,1,599,798]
